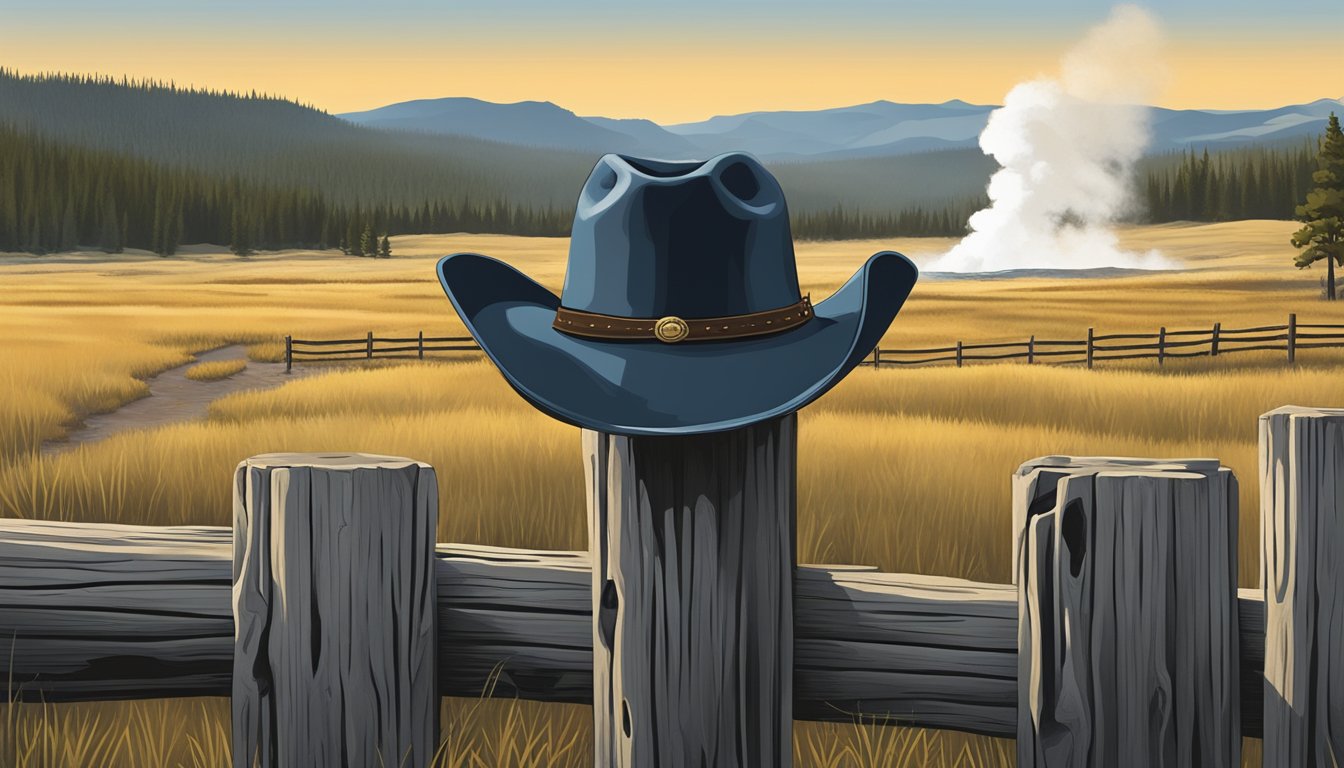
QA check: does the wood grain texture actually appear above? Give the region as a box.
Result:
[587,416,796,768]
[0,520,1268,739]
[1260,406,1344,767]
[1011,457,1221,586]
[231,453,438,768]
[1018,463,1241,768]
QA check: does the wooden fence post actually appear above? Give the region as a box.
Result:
[1260,406,1344,765]
[1158,326,1167,366]
[232,453,439,768]
[1287,313,1297,364]
[584,416,796,768]
[1086,328,1094,369]
[284,335,292,374]
[1028,335,1036,365]
[1017,458,1240,767]
[418,330,425,360]
[872,346,880,368]
[1012,456,1222,586]
[956,341,964,368]
[367,331,374,360]
[1211,322,1221,357]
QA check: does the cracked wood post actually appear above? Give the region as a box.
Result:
[584,414,796,768]
[232,453,439,768]
[1017,458,1240,767]
[1260,406,1344,766]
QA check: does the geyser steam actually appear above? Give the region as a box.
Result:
[931,5,1172,273]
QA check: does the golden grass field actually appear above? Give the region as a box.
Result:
[2,220,1341,766]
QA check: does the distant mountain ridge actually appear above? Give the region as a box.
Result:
[340,96,1344,160]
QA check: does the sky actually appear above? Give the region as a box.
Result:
[3,0,1340,123]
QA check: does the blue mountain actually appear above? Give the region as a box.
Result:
[337,97,693,156]
[339,96,1344,160]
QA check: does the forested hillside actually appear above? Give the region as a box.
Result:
[0,71,993,219]
[0,123,976,254]
[0,69,594,209]
[0,124,571,254]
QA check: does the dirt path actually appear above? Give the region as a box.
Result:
[41,345,314,455]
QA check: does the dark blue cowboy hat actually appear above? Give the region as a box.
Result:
[436,151,918,436]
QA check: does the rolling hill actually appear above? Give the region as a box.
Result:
[339,93,1343,161]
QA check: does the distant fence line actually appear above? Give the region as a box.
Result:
[285,331,478,372]
[868,313,1344,369]
[286,313,1344,373]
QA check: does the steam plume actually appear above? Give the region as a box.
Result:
[931,5,1172,273]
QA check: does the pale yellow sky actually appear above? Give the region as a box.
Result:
[2,30,1333,122]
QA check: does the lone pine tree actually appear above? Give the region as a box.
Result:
[378,233,391,259]
[359,223,376,257]
[1292,113,1344,300]
[230,206,252,258]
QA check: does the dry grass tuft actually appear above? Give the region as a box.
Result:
[184,359,247,382]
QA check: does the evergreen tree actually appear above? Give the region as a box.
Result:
[97,197,120,253]
[359,223,375,257]
[1291,113,1344,301]
[150,188,165,256]
[230,205,252,257]
[58,198,77,251]
[378,233,391,259]
[346,216,362,256]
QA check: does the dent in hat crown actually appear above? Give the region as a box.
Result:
[560,152,802,320]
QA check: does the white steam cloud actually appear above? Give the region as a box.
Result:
[930,5,1173,273]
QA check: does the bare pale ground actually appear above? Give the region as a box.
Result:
[1,220,1339,766]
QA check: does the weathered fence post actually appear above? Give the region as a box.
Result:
[1086,327,1095,369]
[956,340,964,368]
[872,345,880,368]
[284,335,292,374]
[1287,313,1298,364]
[584,415,796,768]
[1211,322,1221,357]
[367,330,374,360]
[1158,326,1167,366]
[1028,335,1036,365]
[232,453,439,768]
[418,330,425,360]
[1016,457,1240,767]
[1260,406,1344,766]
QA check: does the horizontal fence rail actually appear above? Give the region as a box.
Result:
[868,313,1344,369]
[0,518,1265,739]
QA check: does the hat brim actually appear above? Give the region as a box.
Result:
[436,250,918,436]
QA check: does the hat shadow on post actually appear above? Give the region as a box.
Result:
[437,151,918,436]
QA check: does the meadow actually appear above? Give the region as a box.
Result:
[2,220,1341,766]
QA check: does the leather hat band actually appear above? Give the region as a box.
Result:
[554,296,813,344]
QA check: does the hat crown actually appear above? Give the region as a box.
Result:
[561,152,801,319]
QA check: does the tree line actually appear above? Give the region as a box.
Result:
[2,116,1331,256]
[1141,144,1318,222]
[0,121,987,254]
[0,123,573,255]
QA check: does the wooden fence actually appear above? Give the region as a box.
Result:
[287,315,1344,374]
[4,407,1341,766]
[285,331,478,372]
[869,313,1344,368]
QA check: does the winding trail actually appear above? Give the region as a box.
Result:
[41,345,314,456]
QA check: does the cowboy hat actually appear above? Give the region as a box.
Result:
[436,151,918,436]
